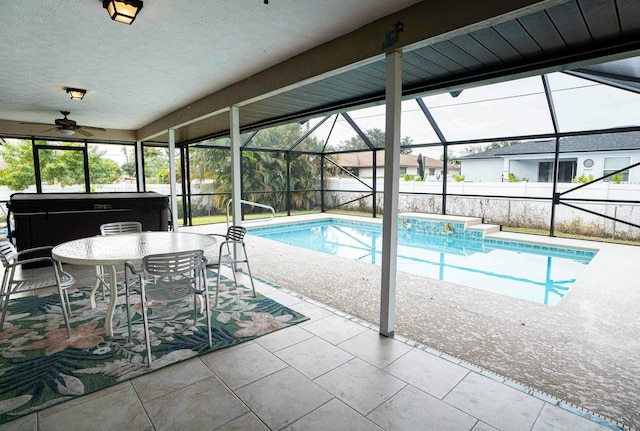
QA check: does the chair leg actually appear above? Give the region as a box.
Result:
[0,293,9,332]
[63,290,73,317]
[244,259,257,298]
[214,266,222,307]
[0,272,12,330]
[239,244,257,298]
[0,273,9,312]
[94,266,106,300]
[140,286,152,366]
[230,263,239,286]
[58,289,72,337]
[203,271,212,348]
[197,267,212,347]
[125,271,134,342]
[193,294,199,324]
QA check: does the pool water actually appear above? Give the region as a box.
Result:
[248,219,596,306]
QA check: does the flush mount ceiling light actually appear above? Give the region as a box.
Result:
[66,88,86,100]
[103,0,143,25]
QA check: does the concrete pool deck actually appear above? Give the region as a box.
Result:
[194,214,640,429]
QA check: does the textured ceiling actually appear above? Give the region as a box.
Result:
[0,0,422,134]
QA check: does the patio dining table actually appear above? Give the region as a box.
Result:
[52,231,216,337]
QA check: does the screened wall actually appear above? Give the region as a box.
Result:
[1,70,640,243]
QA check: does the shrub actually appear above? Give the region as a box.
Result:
[503,173,528,182]
[611,173,624,184]
[572,174,594,183]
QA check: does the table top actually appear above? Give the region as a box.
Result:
[52,231,217,266]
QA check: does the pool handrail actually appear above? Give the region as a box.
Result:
[225,199,275,227]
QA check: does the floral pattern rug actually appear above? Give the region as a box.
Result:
[0,274,307,425]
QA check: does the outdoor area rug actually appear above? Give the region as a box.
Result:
[0,274,308,425]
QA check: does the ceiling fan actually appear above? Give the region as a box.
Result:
[21,111,106,137]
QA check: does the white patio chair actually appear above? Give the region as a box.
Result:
[205,225,256,306]
[0,241,76,336]
[124,249,211,366]
[95,221,143,299]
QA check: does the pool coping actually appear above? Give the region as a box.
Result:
[246,212,602,253]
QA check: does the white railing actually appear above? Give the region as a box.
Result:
[225,199,275,227]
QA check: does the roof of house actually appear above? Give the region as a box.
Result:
[335,152,460,171]
[457,131,640,160]
[337,152,418,168]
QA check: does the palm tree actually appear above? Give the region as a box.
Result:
[188,123,329,216]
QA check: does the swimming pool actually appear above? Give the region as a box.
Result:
[247,217,597,306]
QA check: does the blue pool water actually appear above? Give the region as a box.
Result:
[248,218,596,306]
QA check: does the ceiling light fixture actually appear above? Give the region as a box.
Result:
[103,0,143,25]
[58,129,75,136]
[66,88,86,100]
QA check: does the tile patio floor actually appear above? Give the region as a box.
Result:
[0,265,620,431]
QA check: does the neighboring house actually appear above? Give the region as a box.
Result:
[335,152,460,180]
[457,133,640,183]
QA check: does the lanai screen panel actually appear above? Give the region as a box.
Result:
[415,77,554,142]
[304,114,370,153]
[547,72,640,132]
[400,99,441,146]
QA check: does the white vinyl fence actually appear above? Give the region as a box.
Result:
[1,179,639,240]
[327,178,640,240]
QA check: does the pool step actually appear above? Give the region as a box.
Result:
[398,213,501,237]
[466,223,501,235]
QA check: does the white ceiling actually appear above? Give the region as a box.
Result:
[0,0,422,133]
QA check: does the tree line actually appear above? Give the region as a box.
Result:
[0,124,415,214]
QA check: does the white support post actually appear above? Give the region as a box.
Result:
[168,129,179,232]
[135,141,144,192]
[380,50,402,338]
[230,106,244,268]
[230,106,242,225]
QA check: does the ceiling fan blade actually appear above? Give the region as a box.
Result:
[19,121,49,126]
[20,124,61,134]
[75,128,93,137]
[81,126,107,132]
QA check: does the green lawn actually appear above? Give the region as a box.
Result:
[503,226,640,246]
